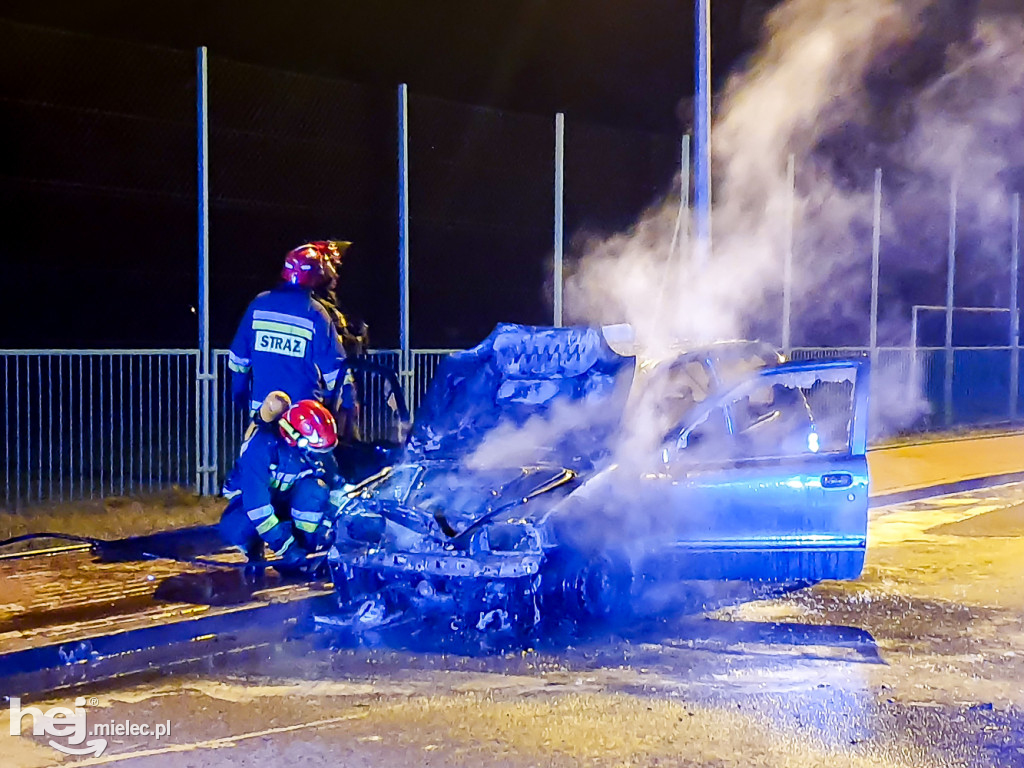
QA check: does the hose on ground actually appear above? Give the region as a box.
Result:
[0,531,329,572]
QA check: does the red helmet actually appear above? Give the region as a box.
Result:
[279,399,339,452]
[281,244,330,289]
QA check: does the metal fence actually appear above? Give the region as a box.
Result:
[791,346,1024,432]
[0,350,197,510]
[0,348,456,510]
[5,344,1024,510]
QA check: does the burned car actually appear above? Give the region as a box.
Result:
[326,324,869,637]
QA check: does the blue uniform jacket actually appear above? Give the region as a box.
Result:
[221,428,343,555]
[228,284,344,413]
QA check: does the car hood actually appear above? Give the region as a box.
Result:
[352,462,576,539]
[406,323,636,467]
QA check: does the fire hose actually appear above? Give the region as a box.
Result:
[0,531,330,571]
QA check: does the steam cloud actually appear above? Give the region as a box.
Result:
[565,0,1024,437]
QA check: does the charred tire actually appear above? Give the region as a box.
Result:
[541,550,632,628]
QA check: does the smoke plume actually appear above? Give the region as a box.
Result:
[565,0,1024,436]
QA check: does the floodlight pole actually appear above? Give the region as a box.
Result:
[693,0,712,268]
[398,84,411,391]
[196,46,215,496]
[554,112,564,326]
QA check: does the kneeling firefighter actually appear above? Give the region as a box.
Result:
[219,396,348,571]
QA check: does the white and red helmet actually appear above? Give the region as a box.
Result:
[278,399,339,452]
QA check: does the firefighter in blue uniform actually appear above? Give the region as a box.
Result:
[228,244,345,415]
[309,239,368,443]
[219,397,345,566]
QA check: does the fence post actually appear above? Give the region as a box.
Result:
[397,84,413,398]
[910,305,920,407]
[782,154,795,356]
[693,0,712,268]
[553,112,564,327]
[944,176,957,428]
[869,168,882,374]
[195,46,216,496]
[1012,193,1021,421]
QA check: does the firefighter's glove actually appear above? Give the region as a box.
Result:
[310,518,335,552]
[329,484,357,511]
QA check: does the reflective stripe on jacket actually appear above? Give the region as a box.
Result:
[229,284,344,411]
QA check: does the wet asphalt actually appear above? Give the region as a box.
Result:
[4,482,1024,767]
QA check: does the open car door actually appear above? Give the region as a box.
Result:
[652,358,869,584]
[331,356,412,483]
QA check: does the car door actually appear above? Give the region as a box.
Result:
[641,359,869,584]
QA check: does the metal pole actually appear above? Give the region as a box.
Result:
[693,0,712,268]
[782,154,795,355]
[668,133,691,264]
[910,305,920,405]
[681,133,690,254]
[554,112,564,326]
[196,46,212,495]
[944,176,957,427]
[870,168,882,371]
[1011,193,1020,420]
[397,84,412,392]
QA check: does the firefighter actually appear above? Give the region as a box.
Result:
[309,240,370,443]
[228,244,344,415]
[219,398,345,568]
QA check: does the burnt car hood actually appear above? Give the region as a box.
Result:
[355,462,576,540]
[406,323,636,467]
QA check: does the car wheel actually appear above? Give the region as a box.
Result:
[542,549,632,628]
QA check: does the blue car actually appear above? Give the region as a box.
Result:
[326,324,869,636]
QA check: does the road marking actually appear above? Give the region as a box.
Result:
[870,481,1024,546]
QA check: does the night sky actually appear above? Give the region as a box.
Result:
[0,1,776,350]
[1,1,773,132]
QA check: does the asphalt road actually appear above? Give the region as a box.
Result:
[4,479,1024,767]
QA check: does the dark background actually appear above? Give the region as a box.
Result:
[0,1,774,350]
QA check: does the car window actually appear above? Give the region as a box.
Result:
[368,465,421,503]
[629,357,713,441]
[678,365,857,461]
[729,380,816,457]
[710,350,776,388]
[677,405,733,459]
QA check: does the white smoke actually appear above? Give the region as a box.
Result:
[465,0,1024,475]
[565,0,1024,438]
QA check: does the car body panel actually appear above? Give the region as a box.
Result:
[327,325,870,630]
